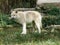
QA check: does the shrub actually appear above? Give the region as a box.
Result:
[39,4,60,16]
[42,15,60,27]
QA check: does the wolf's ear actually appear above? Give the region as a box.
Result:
[15,11,18,13]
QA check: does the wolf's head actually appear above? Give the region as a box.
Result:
[10,9,18,19]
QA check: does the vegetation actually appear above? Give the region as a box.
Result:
[40,4,60,15]
[0,27,60,45]
[0,0,60,45]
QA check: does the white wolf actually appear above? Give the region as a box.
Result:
[10,10,42,34]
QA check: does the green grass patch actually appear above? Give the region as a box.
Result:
[0,27,60,45]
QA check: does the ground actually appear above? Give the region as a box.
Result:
[0,27,60,45]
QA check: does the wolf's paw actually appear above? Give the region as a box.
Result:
[39,31,41,34]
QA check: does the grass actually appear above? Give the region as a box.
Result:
[0,15,60,45]
[0,27,60,45]
[0,13,60,45]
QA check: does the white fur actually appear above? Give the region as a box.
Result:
[10,10,42,34]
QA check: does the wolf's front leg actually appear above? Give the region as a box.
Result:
[21,23,27,34]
